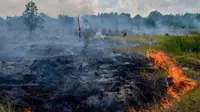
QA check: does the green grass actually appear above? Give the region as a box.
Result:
[163,36,200,53]
[108,35,165,53]
[175,53,200,70]
[108,35,200,53]
[107,35,165,44]
[172,86,200,112]
[184,69,200,79]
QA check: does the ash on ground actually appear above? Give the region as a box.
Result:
[0,39,165,112]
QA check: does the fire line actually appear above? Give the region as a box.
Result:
[147,50,197,108]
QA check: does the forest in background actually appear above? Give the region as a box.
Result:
[1,10,200,38]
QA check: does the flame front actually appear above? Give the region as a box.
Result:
[147,50,196,108]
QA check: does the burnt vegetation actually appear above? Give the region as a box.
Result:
[0,50,166,112]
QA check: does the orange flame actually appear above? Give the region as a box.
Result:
[147,50,196,108]
[25,107,31,112]
[160,98,172,109]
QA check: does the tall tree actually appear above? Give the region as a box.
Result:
[22,1,44,38]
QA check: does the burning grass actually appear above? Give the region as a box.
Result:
[110,35,200,111]
[147,50,197,108]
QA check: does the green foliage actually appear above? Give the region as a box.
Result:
[22,1,44,35]
[145,17,156,28]
[175,54,200,70]
[163,36,200,53]
[184,69,200,79]
[173,87,200,112]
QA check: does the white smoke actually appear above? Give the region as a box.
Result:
[0,0,200,18]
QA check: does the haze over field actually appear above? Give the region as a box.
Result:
[0,0,200,61]
[0,0,200,17]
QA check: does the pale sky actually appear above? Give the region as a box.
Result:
[0,0,199,18]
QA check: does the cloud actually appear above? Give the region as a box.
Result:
[107,0,200,17]
[34,0,94,17]
[0,0,200,18]
[0,0,94,18]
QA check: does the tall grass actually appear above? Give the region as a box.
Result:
[163,36,200,53]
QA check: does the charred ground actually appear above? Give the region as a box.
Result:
[0,48,165,112]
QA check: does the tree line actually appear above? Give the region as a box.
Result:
[1,1,200,37]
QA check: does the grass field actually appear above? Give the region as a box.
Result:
[109,35,200,112]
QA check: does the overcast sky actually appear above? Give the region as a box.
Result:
[0,0,199,18]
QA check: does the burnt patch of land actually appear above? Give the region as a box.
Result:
[0,51,166,112]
